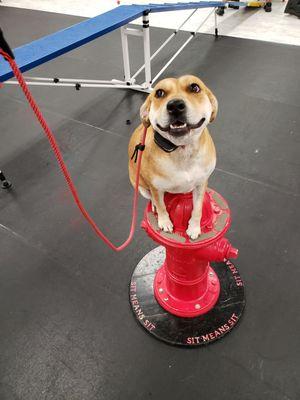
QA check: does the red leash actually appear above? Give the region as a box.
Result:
[0,49,147,251]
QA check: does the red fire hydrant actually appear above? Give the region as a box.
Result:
[141,189,238,317]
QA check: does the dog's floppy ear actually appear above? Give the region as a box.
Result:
[206,87,218,123]
[140,94,152,127]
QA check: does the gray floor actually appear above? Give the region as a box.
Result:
[0,7,299,400]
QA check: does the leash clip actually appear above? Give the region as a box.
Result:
[131,143,145,163]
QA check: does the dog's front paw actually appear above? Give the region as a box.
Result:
[186,221,201,240]
[158,214,173,233]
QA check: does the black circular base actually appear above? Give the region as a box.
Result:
[129,247,245,346]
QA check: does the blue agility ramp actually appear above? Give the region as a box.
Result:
[0,1,242,82]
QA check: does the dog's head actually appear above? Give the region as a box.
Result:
[140,75,218,145]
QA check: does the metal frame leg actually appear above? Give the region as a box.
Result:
[121,26,131,83]
[142,11,152,89]
[120,14,151,89]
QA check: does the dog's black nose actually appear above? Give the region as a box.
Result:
[167,99,186,114]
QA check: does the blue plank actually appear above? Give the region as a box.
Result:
[0,5,145,82]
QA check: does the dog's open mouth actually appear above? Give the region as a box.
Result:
[157,117,205,136]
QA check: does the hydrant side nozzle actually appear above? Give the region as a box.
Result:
[193,238,238,262]
[227,246,239,259]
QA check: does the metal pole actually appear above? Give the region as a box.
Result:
[3,81,148,90]
[142,12,151,88]
[152,8,215,84]
[152,35,194,84]
[214,8,219,38]
[132,33,174,82]
[121,26,131,82]
[131,8,198,81]
[16,77,122,84]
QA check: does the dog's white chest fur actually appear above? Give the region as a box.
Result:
[153,146,215,194]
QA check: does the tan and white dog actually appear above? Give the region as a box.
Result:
[128,75,218,240]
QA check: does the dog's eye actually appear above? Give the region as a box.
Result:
[155,89,165,98]
[190,83,201,93]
